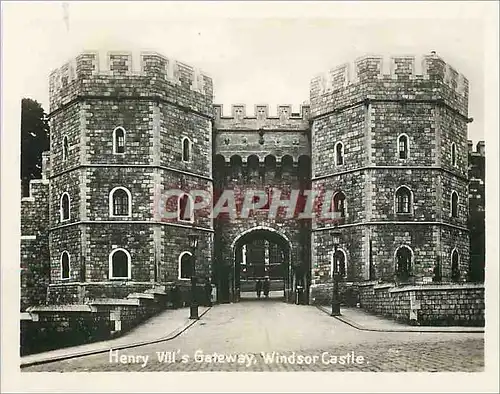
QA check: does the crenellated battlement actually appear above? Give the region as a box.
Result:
[213,103,311,132]
[49,50,214,114]
[213,103,311,121]
[310,52,469,98]
[50,50,211,93]
[468,140,485,156]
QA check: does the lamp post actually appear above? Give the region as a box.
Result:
[188,232,199,320]
[331,227,341,316]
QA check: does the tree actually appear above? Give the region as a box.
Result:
[20,98,50,196]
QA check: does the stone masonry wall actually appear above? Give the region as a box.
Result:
[49,103,83,176]
[312,105,366,177]
[311,226,365,284]
[49,169,83,227]
[46,282,154,304]
[357,282,484,326]
[49,226,84,283]
[370,102,436,166]
[21,179,50,311]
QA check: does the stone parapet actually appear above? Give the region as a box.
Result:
[310,53,469,118]
[213,104,310,130]
[357,281,484,326]
[49,50,213,116]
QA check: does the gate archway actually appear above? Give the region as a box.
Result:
[231,227,293,302]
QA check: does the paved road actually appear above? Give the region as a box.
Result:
[22,299,484,372]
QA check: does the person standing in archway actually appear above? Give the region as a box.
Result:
[263,277,270,298]
[255,278,262,298]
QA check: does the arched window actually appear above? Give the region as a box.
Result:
[451,191,459,218]
[61,251,70,280]
[334,142,344,166]
[60,192,70,222]
[395,246,413,281]
[178,193,194,222]
[451,143,457,167]
[395,186,412,214]
[113,127,126,154]
[398,134,409,159]
[109,187,131,217]
[332,191,346,219]
[331,249,347,279]
[182,137,192,162]
[109,248,131,279]
[178,251,193,280]
[63,136,69,161]
[451,249,460,282]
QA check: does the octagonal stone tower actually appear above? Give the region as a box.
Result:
[309,53,471,301]
[47,50,214,302]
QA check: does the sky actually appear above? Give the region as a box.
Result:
[2,1,492,145]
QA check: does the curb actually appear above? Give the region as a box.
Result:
[316,305,484,334]
[20,306,212,368]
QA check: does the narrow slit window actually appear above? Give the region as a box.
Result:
[61,251,70,279]
[60,193,70,221]
[451,191,459,218]
[182,138,192,162]
[63,136,69,161]
[335,142,344,166]
[451,143,457,167]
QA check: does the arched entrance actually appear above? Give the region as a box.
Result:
[231,227,292,302]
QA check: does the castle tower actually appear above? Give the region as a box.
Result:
[309,53,470,299]
[46,50,213,302]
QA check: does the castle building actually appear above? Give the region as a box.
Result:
[20,50,473,309]
[468,140,485,282]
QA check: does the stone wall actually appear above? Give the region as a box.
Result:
[47,281,155,304]
[22,290,167,356]
[21,178,50,311]
[21,307,113,356]
[468,140,485,282]
[311,227,365,284]
[22,284,211,356]
[309,282,360,307]
[357,282,484,326]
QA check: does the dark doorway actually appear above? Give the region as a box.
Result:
[232,228,291,302]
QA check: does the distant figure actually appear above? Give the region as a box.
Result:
[204,277,212,306]
[255,279,263,298]
[263,277,270,298]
